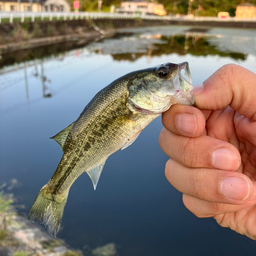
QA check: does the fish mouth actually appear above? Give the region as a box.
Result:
[178,62,193,88]
[172,62,194,105]
[128,62,195,115]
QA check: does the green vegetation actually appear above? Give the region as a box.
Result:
[0,185,13,213]
[63,250,83,256]
[12,252,28,256]
[0,229,7,240]
[42,238,63,250]
[0,0,253,24]
[68,0,256,16]
[0,185,13,233]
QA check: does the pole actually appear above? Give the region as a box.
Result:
[17,0,21,12]
[24,62,29,100]
[188,0,193,16]
[40,60,45,98]
[29,0,32,11]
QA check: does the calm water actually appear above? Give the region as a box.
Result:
[1,26,256,255]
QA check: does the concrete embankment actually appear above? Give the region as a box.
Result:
[0,18,255,53]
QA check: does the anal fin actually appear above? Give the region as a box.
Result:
[86,159,107,190]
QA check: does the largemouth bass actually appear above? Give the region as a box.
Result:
[28,62,194,236]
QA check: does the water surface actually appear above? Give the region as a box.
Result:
[1,26,256,255]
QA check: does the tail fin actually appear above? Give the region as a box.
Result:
[28,185,68,237]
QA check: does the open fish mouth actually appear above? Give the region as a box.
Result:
[173,62,194,105]
[128,62,195,115]
[178,62,193,90]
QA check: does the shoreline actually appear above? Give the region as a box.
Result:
[0,18,255,54]
[0,211,118,256]
[0,211,81,256]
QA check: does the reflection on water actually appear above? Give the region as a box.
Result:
[88,26,255,63]
[1,26,256,256]
[94,32,247,62]
[0,41,90,69]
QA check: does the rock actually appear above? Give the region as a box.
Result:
[54,246,68,254]
[91,243,117,256]
[0,247,13,256]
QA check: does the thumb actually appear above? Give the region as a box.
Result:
[193,64,256,120]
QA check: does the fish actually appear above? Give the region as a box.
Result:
[28,62,194,236]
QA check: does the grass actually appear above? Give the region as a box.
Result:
[0,229,7,240]
[0,184,13,214]
[12,252,28,256]
[63,251,83,256]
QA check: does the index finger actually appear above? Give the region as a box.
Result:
[194,64,256,120]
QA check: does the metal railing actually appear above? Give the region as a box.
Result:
[0,11,256,23]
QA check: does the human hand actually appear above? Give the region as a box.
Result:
[159,64,256,240]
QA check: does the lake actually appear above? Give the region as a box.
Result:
[1,25,256,255]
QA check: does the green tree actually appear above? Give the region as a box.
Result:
[68,0,256,16]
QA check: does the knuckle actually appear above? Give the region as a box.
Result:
[219,64,237,85]
[191,169,205,198]
[179,138,198,168]
[214,214,226,227]
[189,169,220,202]
[182,195,221,219]
[182,195,205,218]
[164,159,173,181]
[158,128,165,147]
[221,63,236,74]
[182,194,194,211]
[208,202,226,215]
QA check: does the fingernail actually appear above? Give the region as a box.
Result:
[212,148,239,170]
[192,83,204,96]
[221,177,250,200]
[176,113,197,135]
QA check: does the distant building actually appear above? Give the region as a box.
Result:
[0,0,44,12]
[236,3,256,18]
[117,1,167,16]
[43,0,70,12]
[0,0,70,12]
[218,12,230,19]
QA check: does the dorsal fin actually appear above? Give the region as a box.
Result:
[86,159,107,190]
[50,123,74,150]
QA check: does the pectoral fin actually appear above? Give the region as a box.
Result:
[121,131,142,150]
[86,159,107,190]
[50,123,73,150]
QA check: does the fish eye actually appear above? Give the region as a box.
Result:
[156,67,170,78]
